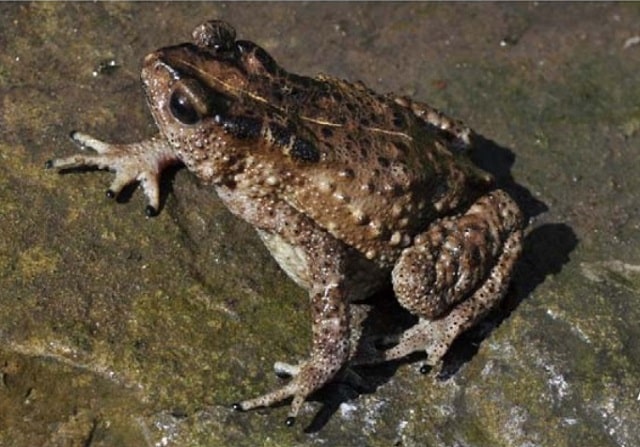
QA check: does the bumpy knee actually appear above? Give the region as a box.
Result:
[392,189,522,320]
[392,232,458,319]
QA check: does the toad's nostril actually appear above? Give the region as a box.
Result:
[142,51,160,67]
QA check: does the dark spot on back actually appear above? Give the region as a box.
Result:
[221,115,263,139]
[271,90,284,103]
[378,156,390,167]
[393,141,409,154]
[321,127,334,138]
[291,138,320,163]
[269,122,293,147]
[287,86,305,102]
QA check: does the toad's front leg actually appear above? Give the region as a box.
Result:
[45,132,181,216]
[229,205,352,426]
[233,281,350,426]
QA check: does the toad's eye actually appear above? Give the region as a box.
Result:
[169,78,210,125]
[169,88,200,125]
[169,78,231,125]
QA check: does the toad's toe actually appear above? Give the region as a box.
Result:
[48,133,180,215]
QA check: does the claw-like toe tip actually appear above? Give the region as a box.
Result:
[285,416,296,427]
[231,402,244,412]
[44,160,53,169]
[145,205,158,217]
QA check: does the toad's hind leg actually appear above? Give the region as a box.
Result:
[385,189,523,367]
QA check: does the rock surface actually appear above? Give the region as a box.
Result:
[1,3,639,446]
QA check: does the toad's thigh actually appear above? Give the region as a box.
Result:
[392,189,523,320]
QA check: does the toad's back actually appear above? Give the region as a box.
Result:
[250,72,493,266]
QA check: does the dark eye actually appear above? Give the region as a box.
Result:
[168,78,232,125]
[168,78,212,125]
[169,89,200,124]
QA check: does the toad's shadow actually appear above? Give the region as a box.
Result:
[303,135,578,433]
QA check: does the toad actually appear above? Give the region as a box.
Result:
[46,20,523,426]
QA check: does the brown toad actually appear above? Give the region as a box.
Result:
[47,20,523,425]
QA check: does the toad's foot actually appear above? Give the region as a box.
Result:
[273,360,371,392]
[379,318,454,368]
[233,358,342,427]
[234,359,368,426]
[352,318,471,373]
[231,282,350,427]
[45,132,180,216]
